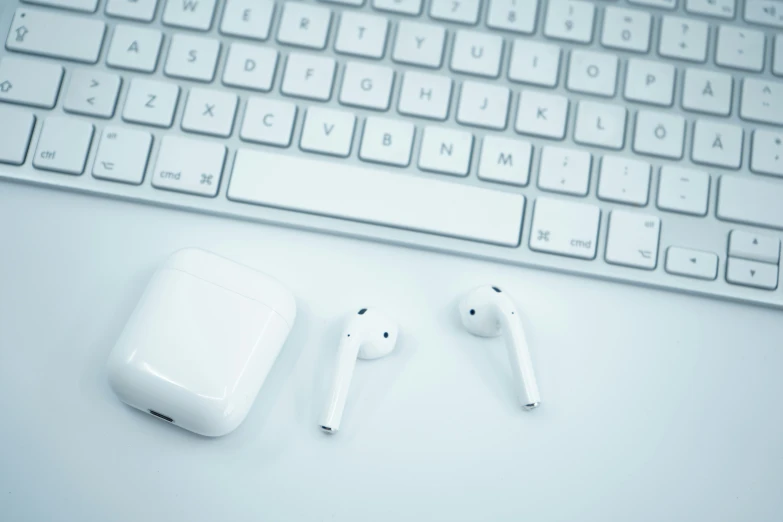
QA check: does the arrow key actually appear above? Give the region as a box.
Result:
[64,69,121,118]
[729,229,780,264]
[727,257,778,290]
[665,247,718,280]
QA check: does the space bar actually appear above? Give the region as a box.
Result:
[227,149,525,247]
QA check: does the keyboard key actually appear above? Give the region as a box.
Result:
[228,149,526,247]
[716,26,765,72]
[63,69,121,118]
[508,40,560,87]
[339,62,394,111]
[657,166,709,216]
[729,230,780,264]
[486,0,539,34]
[321,0,363,5]
[359,117,415,167]
[544,0,594,43]
[567,50,618,97]
[598,156,651,206]
[456,81,509,130]
[744,0,783,28]
[106,0,158,22]
[573,101,626,150]
[601,7,651,53]
[740,79,783,126]
[538,146,591,196]
[6,8,105,64]
[0,56,63,109]
[181,88,238,138]
[718,175,783,230]
[659,16,708,63]
[633,110,685,159]
[162,0,216,30]
[164,34,220,82]
[430,0,480,24]
[92,127,152,185]
[397,71,452,121]
[515,90,568,139]
[0,106,35,166]
[775,36,783,76]
[122,78,180,128]
[392,21,446,68]
[300,107,356,158]
[23,0,97,11]
[605,211,661,270]
[726,258,778,290]
[277,2,331,49]
[628,0,677,8]
[152,136,226,197]
[691,120,742,169]
[529,197,600,259]
[624,59,675,107]
[33,117,94,175]
[418,126,474,176]
[373,0,422,15]
[334,12,388,59]
[220,0,275,41]
[222,43,278,92]
[240,97,297,147]
[685,0,735,18]
[450,30,504,78]
[281,53,336,101]
[750,130,783,177]
[106,25,163,73]
[478,137,532,187]
[681,69,732,116]
[665,247,718,280]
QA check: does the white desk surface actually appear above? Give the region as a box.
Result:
[1,182,782,522]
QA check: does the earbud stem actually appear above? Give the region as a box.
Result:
[320,336,360,433]
[498,310,541,409]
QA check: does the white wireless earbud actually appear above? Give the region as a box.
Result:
[459,286,541,410]
[320,308,399,434]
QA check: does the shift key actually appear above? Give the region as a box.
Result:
[529,197,601,259]
[6,8,106,64]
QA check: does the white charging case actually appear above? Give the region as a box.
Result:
[107,248,296,437]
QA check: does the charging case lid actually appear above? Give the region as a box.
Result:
[164,248,296,328]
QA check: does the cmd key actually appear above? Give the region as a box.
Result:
[6,8,106,64]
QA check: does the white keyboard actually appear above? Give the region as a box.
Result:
[2,0,783,308]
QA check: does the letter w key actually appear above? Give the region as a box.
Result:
[163,0,218,31]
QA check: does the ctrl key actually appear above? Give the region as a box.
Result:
[33,117,94,175]
[0,106,35,165]
[152,136,226,197]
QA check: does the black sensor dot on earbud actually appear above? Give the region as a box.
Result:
[383,332,389,338]
[469,309,476,315]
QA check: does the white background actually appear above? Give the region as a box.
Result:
[1,182,782,521]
